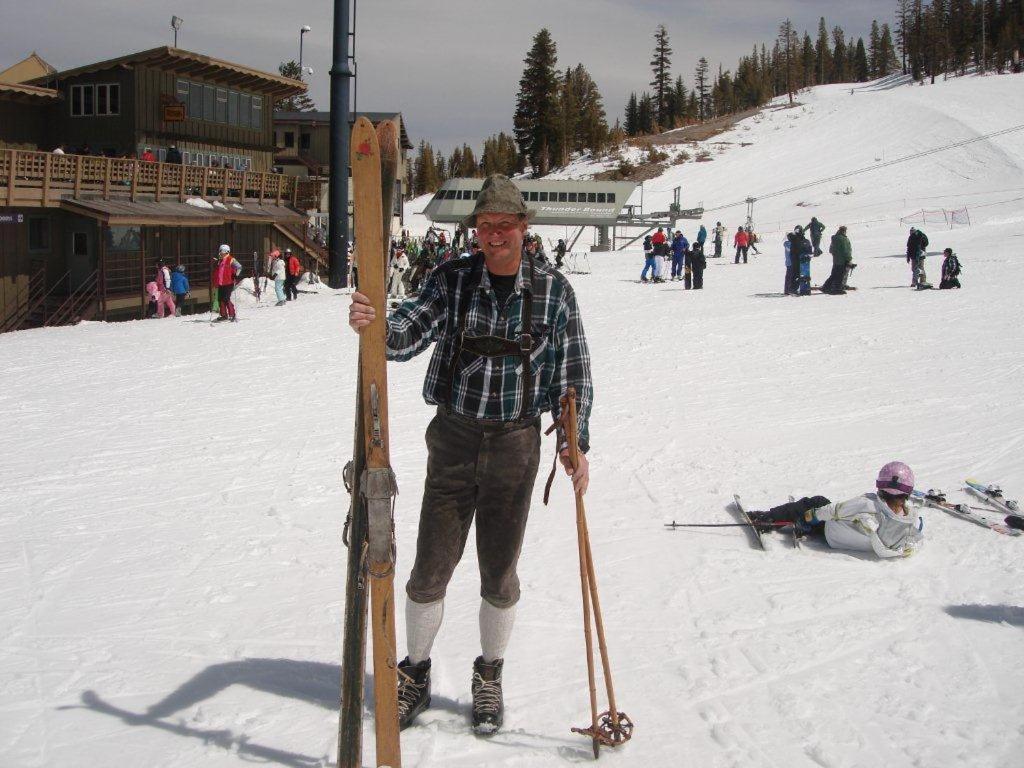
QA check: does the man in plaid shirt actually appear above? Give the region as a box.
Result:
[348,174,593,735]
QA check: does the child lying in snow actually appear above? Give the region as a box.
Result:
[748,461,924,558]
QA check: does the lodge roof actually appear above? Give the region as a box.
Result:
[60,197,303,227]
[0,52,57,84]
[27,46,306,100]
[274,110,413,149]
[0,80,61,104]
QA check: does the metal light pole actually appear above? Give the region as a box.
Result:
[299,25,311,78]
[170,16,183,47]
[328,0,354,288]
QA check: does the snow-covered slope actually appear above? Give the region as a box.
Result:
[3,75,1024,768]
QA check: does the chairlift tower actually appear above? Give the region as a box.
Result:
[745,197,756,230]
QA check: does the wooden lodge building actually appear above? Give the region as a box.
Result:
[0,47,323,333]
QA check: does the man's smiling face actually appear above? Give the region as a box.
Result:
[475,213,528,273]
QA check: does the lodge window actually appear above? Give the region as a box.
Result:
[568,193,578,202]
[558,193,568,202]
[527,192,538,201]
[216,89,228,123]
[252,97,263,130]
[607,193,616,203]
[203,85,216,121]
[239,93,251,129]
[587,193,597,203]
[28,216,50,253]
[228,90,239,125]
[300,132,311,151]
[597,193,606,203]
[71,84,119,117]
[539,192,549,202]
[72,232,89,257]
[284,131,295,148]
[189,82,203,121]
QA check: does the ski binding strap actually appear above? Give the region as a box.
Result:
[361,467,398,572]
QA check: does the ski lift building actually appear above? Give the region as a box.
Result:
[424,178,637,250]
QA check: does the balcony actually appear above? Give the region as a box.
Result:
[0,149,320,211]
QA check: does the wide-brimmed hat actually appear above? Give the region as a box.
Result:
[463,174,534,227]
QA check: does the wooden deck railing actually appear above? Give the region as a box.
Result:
[0,149,320,210]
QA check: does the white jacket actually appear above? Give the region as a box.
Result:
[269,257,286,281]
[813,493,924,558]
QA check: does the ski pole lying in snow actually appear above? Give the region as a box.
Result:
[665,521,790,529]
[552,388,633,758]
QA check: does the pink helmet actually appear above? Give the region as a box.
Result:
[876,461,915,496]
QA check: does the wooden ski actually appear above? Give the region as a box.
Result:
[351,116,401,768]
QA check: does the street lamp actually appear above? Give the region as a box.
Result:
[299,25,311,79]
[170,15,183,47]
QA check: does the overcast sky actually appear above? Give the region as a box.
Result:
[2,0,899,155]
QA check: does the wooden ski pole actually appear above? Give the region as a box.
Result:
[562,388,634,757]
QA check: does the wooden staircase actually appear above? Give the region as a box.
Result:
[273,220,330,275]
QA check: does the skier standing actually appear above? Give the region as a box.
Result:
[284,248,302,301]
[746,226,761,255]
[906,228,930,288]
[170,264,190,315]
[670,230,689,281]
[641,235,656,283]
[806,217,826,256]
[689,241,707,289]
[786,226,812,295]
[713,222,725,258]
[268,249,287,306]
[821,226,853,295]
[213,244,242,322]
[939,248,961,289]
[347,174,593,735]
[651,227,668,258]
[697,224,708,249]
[748,462,925,558]
[734,226,749,264]
[554,238,566,269]
[388,247,410,300]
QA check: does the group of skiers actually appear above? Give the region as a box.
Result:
[906,227,962,290]
[145,259,190,318]
[641,225,708,288]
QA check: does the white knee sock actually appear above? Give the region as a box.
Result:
[406,598,444,664]
[479,600,516,663]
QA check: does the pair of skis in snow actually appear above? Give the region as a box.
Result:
[913,480,1022,537]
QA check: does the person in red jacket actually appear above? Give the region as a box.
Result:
[213,244,242,321]
[140,147,156,162]
[284,248,302,301]
[734,226,750,264]
[651,227,668,257]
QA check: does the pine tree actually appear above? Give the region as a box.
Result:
[816,18,834,84]
[802,32,816,86]
[854,37,870,80]
[275,61,317,111]
[832,26,849,81]
[513,28,560,176]
[694,57,711,119]
[778,19,799,103]
[413,141,440,195]
[869,20,882,78]
[624,92,639,136]
[574,65,609,155]
[434,153,446,188]
[649,25,673,128]
[896,0,913,74]
[879,24,900,76]
[637,92,654,134]
[672,75,687,126]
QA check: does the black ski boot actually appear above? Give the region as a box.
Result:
[471,656,504,735]
[746,511,777,534]
[397,657,431,729]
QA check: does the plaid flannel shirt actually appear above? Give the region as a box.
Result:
[385,254,593,452]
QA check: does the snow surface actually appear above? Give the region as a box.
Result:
[3,74,1024,768]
